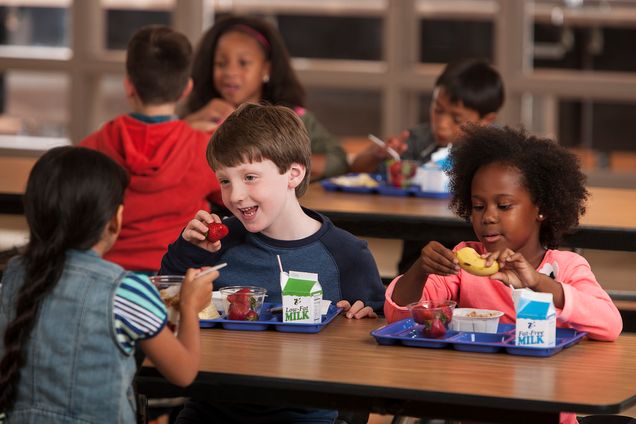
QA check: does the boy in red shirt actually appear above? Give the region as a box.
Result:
[81,25,222,272]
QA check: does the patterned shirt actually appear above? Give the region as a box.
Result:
[113,273,167,353]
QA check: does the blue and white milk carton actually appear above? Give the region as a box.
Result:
[280,270,323,324]
[513,289,556,347]
[412,146,451,193]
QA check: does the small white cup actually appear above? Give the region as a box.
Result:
[450,308,504,333]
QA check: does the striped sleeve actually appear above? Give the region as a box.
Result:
[113,273,167,353]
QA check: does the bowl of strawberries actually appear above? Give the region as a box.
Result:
[407,300,456,338]
[219,286,267,321]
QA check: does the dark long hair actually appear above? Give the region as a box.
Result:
[183,15,305,115]
[0,146,128,411]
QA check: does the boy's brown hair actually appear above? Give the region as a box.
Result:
[207,103,312,196]
[126,25,192,105]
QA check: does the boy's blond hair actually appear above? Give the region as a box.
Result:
[207,103,312,196]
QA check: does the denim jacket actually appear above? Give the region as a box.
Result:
[0,249,136,423]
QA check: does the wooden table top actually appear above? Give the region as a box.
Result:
[300,184,636,251]
[139,317,636,421]
[301,184,636,230]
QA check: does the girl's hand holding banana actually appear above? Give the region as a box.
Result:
[490,250,542,289]
[455,247,499,276]
[418,241,460,276]
[457,247,541,289]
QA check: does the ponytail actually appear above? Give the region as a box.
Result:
[0,146,128,412]
[0,249,65,409]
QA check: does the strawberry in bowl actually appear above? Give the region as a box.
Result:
[407,300,457,338]
[219,286,267,320]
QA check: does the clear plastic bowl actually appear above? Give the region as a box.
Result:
[149,275,184,330]
[450,308,504,333]
[150,275,219,326]
[219,286,267,320]
[407,300,456,338]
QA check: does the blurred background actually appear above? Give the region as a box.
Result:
[1,0,635,302]
[0,0,635,184]
[1,3,635,420]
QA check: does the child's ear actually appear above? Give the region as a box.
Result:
[123,77,136,99]
[479,112,497,126]
[108,205,124,236]
[262,61,272,83]
[287,163,306,189]
[180,78,193,100]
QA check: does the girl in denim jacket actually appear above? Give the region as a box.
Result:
[0,146,217,423]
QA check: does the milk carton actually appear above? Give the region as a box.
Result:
[413,164,450,193]
[513,289,556,347]
[280,270,323,324]
[412,146,451,193]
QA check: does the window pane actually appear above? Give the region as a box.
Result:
[534,24,636,72]
[105,9,171,50]
[278,15,382,61]
[0,6,69,47]
[559,100,636,153]
[306,88,381,137]
[419,19,493,64]
[96,74,127,128]
[1,71,68,138]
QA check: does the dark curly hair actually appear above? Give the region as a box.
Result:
[448,125,589,248]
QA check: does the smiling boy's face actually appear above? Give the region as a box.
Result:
[429,87,494,146]
[216,158,304,237]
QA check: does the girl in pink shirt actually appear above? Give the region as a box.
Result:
[384,125,622,423]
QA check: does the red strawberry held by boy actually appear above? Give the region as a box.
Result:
[206,222,229,242]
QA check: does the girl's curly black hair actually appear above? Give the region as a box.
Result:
[448,125,589,249]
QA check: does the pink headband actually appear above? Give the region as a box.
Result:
[230,24,271,55]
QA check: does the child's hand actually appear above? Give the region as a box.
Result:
[337,300,378,319]
[386,130,409,155]
[185,99,235,132]
[179,267,217,314]
[201,98,235,123]
[489,249,541,289]
[370,131,409,160]
[182,210,223,252]
[416,241,459,276]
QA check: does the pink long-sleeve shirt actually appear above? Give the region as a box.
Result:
[384,241,623,424]
[385,241,622,340]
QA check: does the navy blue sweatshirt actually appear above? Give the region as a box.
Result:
[161,209,385,313]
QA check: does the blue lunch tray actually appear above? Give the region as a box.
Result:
[371,320,587,357]
[200,302,342,333]
[321,173,450,199]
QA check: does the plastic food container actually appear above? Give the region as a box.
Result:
[150,275,184,330]
[150,275,219,328]
[450,308,504,333]
[407,300,456,338]
[219,286,267,320]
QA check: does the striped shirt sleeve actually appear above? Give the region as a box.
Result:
[113,273,167,353]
